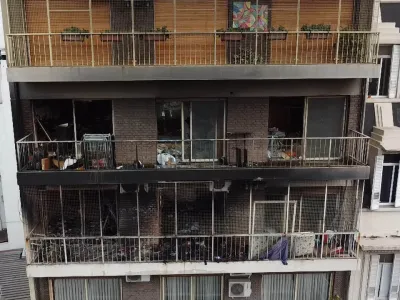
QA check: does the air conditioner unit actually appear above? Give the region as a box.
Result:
[228,279,252,298]
[125,275,151,283]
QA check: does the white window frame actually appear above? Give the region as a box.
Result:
[379,162,399,206]
[161,276,224,300]
[369,55,392,98]
[181,100,226,162]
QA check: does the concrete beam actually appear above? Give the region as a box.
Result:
[8,64,380,83]
[26,259,358,278]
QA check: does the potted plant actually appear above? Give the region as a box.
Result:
[142,26,170,42]
[233,45,264,64]
[269,25,288,40]
[100,30,122,42]
[61,27,89,42]
[301,24,331,39]
[217,28,245,42]
[337,27,367,63]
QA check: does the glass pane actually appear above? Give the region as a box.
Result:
[380,166,394,203]
[157,102,182,140]
[165,277,191,300]
[192,101,218,160]
[392,166,399,203]
[262,274,295,300]
[369,78,378,96]
[296,273,330,300]
[378,263,393,298]
[195,276,221,300]
[379,58,391,96]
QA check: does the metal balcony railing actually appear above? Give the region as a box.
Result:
[16,131,369,171]
[28,232,358,265]
[7,32,379,67]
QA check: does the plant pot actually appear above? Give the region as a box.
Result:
[305,32,331,40]
[142,34,169,42]
[219,33,244,42]
[61,34,87,42]
[100,34,122,42]
[269,32,288,41]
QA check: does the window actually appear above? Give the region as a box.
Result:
[369,57,391,97]
[163,276,222,300]
[262,273,331,300]
[380,162,399,205]
[156,100,225,161]
[376,254,394,300]
[53,278,121,300]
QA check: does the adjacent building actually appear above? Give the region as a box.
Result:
[1,0,381,299]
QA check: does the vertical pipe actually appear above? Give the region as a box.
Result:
[295,0,301,64]
[175,182,178,261]
[173,0,177,65]
[356,180,365,258]
[248,184,253,259]
[211,182,215,261]
[59,186,68,263]
[213,0,217,64]
[79,190,83,236]
[131,0,135,66]
[45,0,53,66]
[285,184,290,233]
[98,188,104,263]
[31,101,38,144]
[254,0,258,64]
[321,182,328,258]
[136,189,141,262]
[335,0,342,64]
[89,0,95,66]
[72,100,78,157]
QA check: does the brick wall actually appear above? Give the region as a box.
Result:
[113,99,157,165]
[21,100,33,136]
[122,276,160,300]
[226,98,269,164]
[348,95,362,133]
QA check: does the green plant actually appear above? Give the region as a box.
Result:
[338,27,368,63]
[233,45,264,64]
[330,295,341,300]
[301,24,331,31]
[270,25,287,32]
[62,26,89,36]
[153,26,169,33]
[216,27,247,36]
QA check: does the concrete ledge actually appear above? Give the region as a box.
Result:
[26,259,358,278]
[17,166,370,185]
[8,64,380,82]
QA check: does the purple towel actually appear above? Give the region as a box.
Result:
[261,237,288,265]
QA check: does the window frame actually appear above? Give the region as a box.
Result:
[379,162,399,206]
[161,275,224,300]
[369,55,392,98]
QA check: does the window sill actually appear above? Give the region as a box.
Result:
[363,207,400,212]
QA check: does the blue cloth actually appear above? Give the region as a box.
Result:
[261,237,288,265]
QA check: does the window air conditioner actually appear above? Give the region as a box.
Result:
[228,279,252,298]
[125,275,151,283]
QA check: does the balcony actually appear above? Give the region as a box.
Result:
[22,182,361,276]
[5,0,380,82]
[16,131,370,185]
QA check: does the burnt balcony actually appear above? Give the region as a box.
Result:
[22,182,362,269]
[16,131,370,185]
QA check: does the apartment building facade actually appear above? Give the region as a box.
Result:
[347,1,400,300]
[1,0,380,299]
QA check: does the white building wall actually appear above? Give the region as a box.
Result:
[0,2,24,251]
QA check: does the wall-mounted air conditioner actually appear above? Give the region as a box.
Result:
[228,279,252,298]
[125,275,151,283]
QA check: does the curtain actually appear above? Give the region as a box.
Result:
[262,274,295,300]
[165,277,191,300]
[195,276,221,300]
[296,273,330,300]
